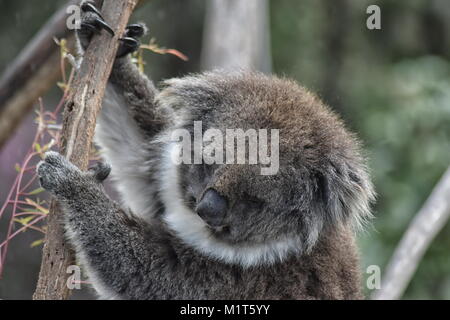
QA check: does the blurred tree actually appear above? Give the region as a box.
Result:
[201,0,272,72]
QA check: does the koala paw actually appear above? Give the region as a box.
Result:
[37,152,82,196]
[77,1,148,58]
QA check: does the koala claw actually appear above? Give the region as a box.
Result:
[125,24,147,38]
[81,1,106,21]
[93,17,115,37]
[117,37,140,57]
[116,23,148,58]
[80,1,115,36]
[77,1,115,50]
[77,1,147,58]
[88,162,112,182]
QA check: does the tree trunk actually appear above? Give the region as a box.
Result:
[201,0,272,73]
[33,0,138,300]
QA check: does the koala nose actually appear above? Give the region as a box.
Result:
[196,189,228,227]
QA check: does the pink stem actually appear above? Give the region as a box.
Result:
[1,151,39,267]
[0,215,46,248]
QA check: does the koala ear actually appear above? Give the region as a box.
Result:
[316,161,375,230]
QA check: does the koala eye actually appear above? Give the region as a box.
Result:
[190,163,216,182]
[240,193,265,210]
[202,163,218,177]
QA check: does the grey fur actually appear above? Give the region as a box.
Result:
[36,8,375,299]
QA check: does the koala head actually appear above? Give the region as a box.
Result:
[156,71,375,267]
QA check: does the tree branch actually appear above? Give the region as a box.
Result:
[372,166,450,300]
[0,0,148,150]
[33,0,138,300]
[0,0,78,149]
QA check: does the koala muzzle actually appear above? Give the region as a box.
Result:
[196,189,228,227]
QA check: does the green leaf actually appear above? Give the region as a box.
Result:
[57,82,67,90]
[14,216,34,226]
[28,187,44,195]
[30,239,44,248]
[25,198,49,214]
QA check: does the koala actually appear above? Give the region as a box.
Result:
[37,2,375,300]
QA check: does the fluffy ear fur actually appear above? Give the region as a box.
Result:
[331,164,373,230]
[314,159,375,235]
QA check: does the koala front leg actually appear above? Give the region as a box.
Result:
[77,1,164,139]
[37,152,157,299]
[76,1,166,220]
[109,24,166,138]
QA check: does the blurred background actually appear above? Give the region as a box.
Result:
[0,0,450,299]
